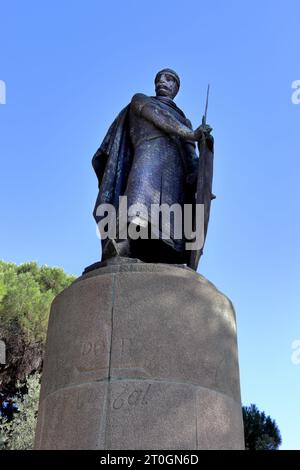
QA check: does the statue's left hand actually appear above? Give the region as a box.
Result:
[186,172,197,185]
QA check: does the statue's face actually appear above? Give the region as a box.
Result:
[155,72,179,99]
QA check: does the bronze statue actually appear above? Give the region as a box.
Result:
[92,69,214,270]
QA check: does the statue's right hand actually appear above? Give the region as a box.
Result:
[193,124,213,142]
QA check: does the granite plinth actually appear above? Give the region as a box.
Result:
[35,262,244,450]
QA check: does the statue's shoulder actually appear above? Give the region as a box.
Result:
[185,118,193,129]
[131,92,149,102]
[130,93,151,113]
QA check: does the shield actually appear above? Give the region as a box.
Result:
[188,133,214,271]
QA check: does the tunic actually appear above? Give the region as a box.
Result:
[125,94,198,251]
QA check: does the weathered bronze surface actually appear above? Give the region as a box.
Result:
[92,69,214,270]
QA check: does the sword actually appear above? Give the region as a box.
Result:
[188,83,214,270]
[201,84,210,127]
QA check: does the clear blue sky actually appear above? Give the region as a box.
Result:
[1,0,299,449]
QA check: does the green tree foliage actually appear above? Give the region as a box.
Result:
[0,261,75,342]
[0,261,75,393]
[242,404,282,450]
[0,372,41,450]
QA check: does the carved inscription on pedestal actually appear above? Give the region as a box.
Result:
[112,383,152,411]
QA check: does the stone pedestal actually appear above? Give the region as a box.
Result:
[35,262,244,449]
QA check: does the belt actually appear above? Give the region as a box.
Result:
[134,134,168,147]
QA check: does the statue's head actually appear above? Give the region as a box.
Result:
[155,68,180,99]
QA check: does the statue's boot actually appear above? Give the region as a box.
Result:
[101,239,131,261]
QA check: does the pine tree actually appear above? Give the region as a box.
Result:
[242,404,282,450]
[0,261,75,395]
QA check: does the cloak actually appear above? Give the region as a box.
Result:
[91,98,214,271]
[92,104,133,223]
[92,96,188,224]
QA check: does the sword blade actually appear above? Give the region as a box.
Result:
[203,84,210,125]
